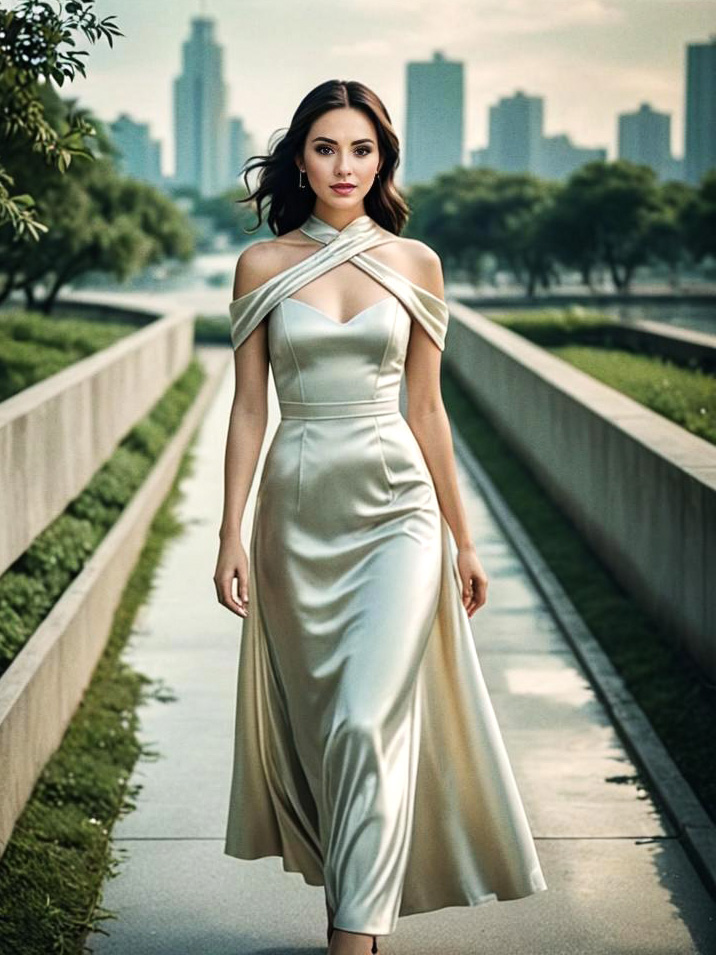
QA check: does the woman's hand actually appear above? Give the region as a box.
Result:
[214,533,250,618]
[457,543,488,618]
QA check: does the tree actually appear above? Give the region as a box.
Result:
[549,160,664,293]
[647,180,695,289]
[406,168,507,285]
[487,174,561,296]
[0,117,194,311]
[683,169,716,265]
[0,0,122,239]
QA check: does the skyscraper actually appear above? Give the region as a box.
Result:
[228,117,252,188]
[472,92,606,180]
[618,102,678,181]
[487,90,543,175]
[109,113,163,187]
[404,51,464,186]
[684,35,716,186]
[173,17,229,196]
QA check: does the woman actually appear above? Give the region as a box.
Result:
[214,79,547,955]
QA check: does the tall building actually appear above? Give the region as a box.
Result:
[173,17,229,196]
[228,117,252,188]
[404,50,464,186]
[684,35,716,186]
[109,113,163,186]
[618,102,678,180]
[487,90,543,174]
[537,134,606,180]
[471,90,607,180]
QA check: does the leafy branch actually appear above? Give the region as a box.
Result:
[0,0,124,239]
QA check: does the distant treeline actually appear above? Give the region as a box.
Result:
[404,161,716,294]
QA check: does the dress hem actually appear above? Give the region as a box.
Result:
[223,844,548,931]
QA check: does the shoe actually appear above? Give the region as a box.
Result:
[371,936,379,953]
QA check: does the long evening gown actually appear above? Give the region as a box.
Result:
[224,211,547,936]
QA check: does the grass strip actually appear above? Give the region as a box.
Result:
[550,345,714,445]
[488,308,715,445]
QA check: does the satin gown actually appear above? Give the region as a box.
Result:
[224,212,547,936]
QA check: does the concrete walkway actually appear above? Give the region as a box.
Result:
[87,358,716,954]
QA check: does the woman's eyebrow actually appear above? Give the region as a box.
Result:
[311,136,375,145]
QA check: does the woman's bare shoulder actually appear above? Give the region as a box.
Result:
[232,230,311,299]
[368,232,444,296]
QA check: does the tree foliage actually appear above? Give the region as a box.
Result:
[406,161,715,294]
[0,0,123,239]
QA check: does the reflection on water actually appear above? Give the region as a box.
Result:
[503,664,593,705]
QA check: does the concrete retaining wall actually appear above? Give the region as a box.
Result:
[0,306,196,575]
[444,301,716,681]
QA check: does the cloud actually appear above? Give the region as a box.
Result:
[350,0,624,37]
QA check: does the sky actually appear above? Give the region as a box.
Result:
[54,0,716,178]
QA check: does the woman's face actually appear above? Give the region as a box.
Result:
[297,107,382,217]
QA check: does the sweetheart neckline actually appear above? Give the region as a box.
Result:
[282,295,396,328]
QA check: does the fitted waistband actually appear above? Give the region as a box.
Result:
[279,396,400,420]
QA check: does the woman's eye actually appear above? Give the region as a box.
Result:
[315,146,372,157]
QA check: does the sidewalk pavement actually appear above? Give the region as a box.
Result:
[86,357,716,955]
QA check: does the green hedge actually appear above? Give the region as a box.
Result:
[0,358,205,675]
[193,314,232,347]
[488,306,616,347]
[0,311,137,401]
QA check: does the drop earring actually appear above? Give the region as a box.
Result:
[298,168,306,189]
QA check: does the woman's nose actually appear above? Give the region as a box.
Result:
[334,153,353,174]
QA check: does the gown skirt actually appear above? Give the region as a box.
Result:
[223,212,548,936]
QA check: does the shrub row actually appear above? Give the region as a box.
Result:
[0,310,136,401]
[0,358,205,676]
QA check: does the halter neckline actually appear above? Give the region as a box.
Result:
[299,212,380,245]
[229,209,450,352]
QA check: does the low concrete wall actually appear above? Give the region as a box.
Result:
[0,306,195,575]
[456,296,716,372]
[606,318,716,373]
[444,300,716,681]
[0,345,231,859]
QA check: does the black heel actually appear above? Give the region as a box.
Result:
[371,936,378,953]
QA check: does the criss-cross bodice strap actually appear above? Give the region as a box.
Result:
[228,213,450,352]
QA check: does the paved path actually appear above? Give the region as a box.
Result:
[87,358,716,954]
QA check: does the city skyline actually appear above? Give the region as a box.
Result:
[65,0,714,180]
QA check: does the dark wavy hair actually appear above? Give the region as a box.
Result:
[236,79,410,237]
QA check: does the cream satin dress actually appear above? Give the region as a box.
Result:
[224,212,547,936]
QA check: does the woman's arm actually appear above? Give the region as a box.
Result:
[403,245,488,618]
[214,244,272,617]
